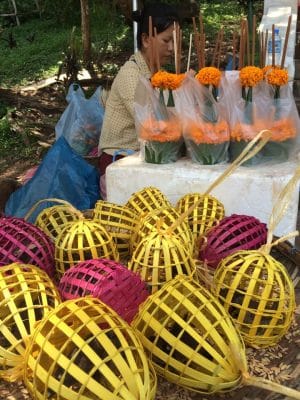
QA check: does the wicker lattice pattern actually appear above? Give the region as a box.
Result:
[59,258,149,323]
[175,193,225,240]
[199,214,268,268]
[132,274,246,393]
[0,216,55,278]
[55,220,119,280]
[23,297,156,400]
[125,186,171,216]
[35,205,79,242]
[93,200,139,262]
[213,250,296,348]
[128,231,197,294]
[0,263,61,379]
[131,206,194,255]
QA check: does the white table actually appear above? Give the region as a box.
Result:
[106,154,300,239]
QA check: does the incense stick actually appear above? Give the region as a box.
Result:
[263,29,268,68]
[251,15,256,65]
[192,17,201,69]
[232,31,237,71]
[154,27,160,71]
[245,19,250,65]
[148,16,154,74]
[217,27,224,69]
[259,31,263,68]
[173,23,178,74]
[187,32,193,72]
[272,24,275,67]
[281,14,292,68]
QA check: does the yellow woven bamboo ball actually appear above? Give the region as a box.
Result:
[23,297,156,400]
[213,250,296,348]
[132,274,247,394]
[35,204,79,242]
[128,231,196,293]
[0,263,61,380]
[93,200,139,262]
[175,193,225,240]
[130,206,194,255]
[55,220,119,280]
[125,186,171,215]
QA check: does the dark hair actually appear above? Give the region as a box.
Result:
[132,3,179,49]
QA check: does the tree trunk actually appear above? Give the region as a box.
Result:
[80,0,91,64]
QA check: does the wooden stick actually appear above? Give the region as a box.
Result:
[232,31,237,71]
[148,16,154,74]
[187,32,193,72]
[217,27,224,69]
[245,19,250,65]
[192,16,201,69]
[272,24,275,67]
[281,14,292,68]
[263,29,268,67]
[154,27,160,71]
[239,20,246,69]
[212,30,220,67]
[251,15,256,65]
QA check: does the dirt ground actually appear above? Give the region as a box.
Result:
[0,79,300,400]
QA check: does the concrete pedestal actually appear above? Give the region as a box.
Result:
[106,154,300,239]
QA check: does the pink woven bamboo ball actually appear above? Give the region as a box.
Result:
[199,214,267,269]
[59,258,149,323]
[0,216,55,278]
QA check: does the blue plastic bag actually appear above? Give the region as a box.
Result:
[55,83,104,156]
[5,137,100,223]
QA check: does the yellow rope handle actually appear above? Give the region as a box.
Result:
[262,165,300,251]
[167,129,271,234]
[24,198,84,222]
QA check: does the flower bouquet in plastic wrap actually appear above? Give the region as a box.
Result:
[134,69,185,165]
[261,65,300,162]
[176,68,230,165]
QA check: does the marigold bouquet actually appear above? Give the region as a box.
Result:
[261,66,298,162]
[176,70,229,165]
[134,74,184,164]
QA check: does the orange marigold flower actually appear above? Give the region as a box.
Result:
[151,71,185,90]
[239,66,263,87]
[195,67,222,87]
[140,118,182,142]
[265,67,288,86]
[185,120,229,144]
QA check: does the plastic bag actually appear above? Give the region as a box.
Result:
[225,71,300,165]
[5,137,100,223]
[55,83,104,156]
[134,77,183,164]
[174,75,230,165]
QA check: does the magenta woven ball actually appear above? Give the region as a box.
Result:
[0,216,55,278]
[58,258,149,323]
[199,214,268,269]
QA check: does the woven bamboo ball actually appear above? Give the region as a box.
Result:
[213,250,296,348]
[55,219,119,280]
[23,297,156,400]
[131,206,194,255]
[175,193,225,240]
[59,258,149,323]
[35,204,80,242]
[0,263,61,380]
[132,274,247,393]
[0,216,55,278]
[93,200,139,262]
[125,186,171,215]
[199,214,268,268]
[128,231,197,294]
